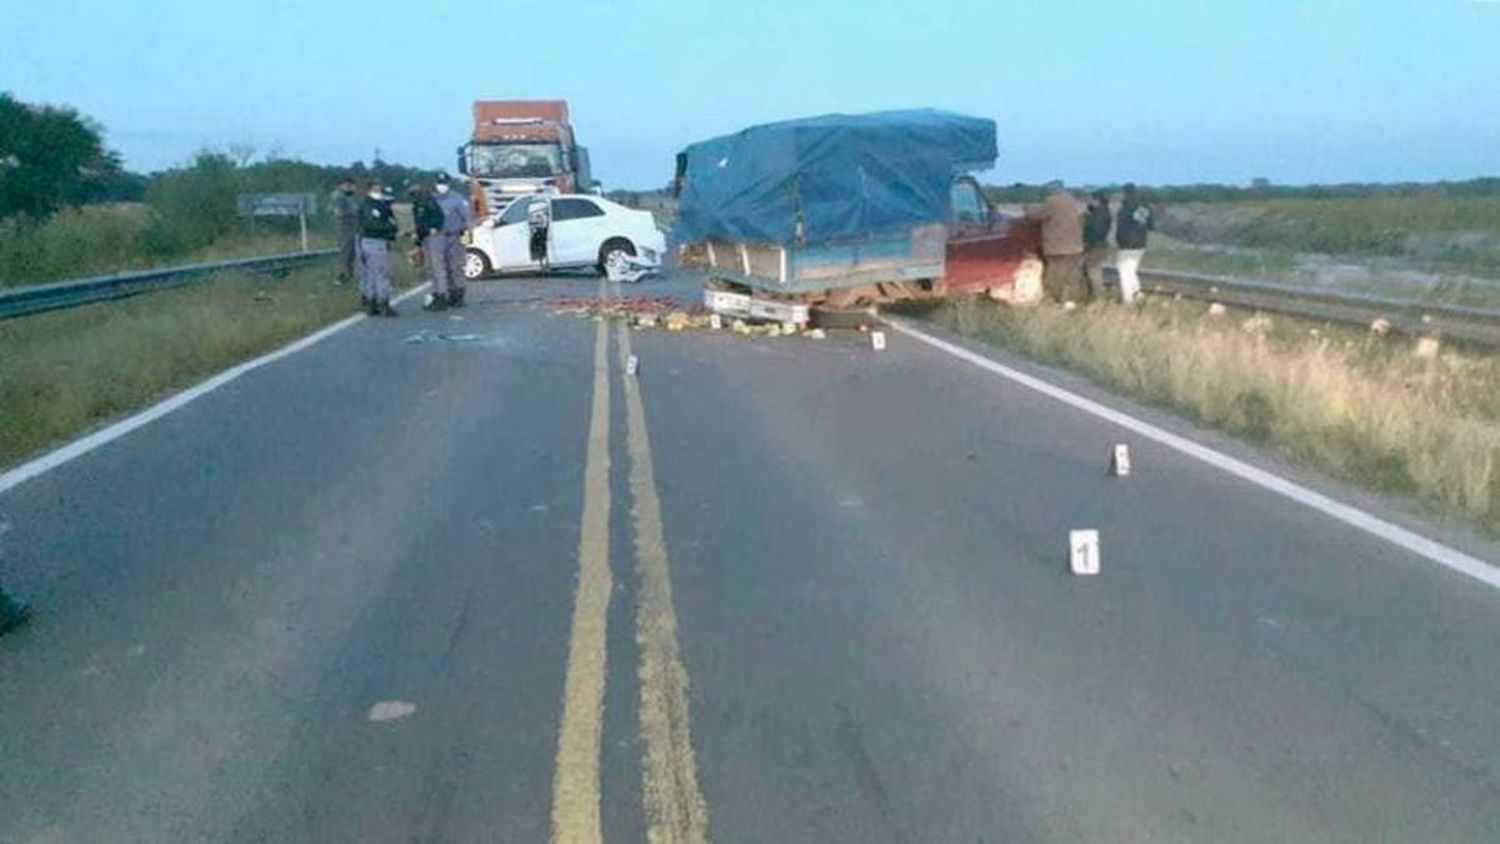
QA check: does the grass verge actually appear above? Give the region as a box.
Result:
[918,297,1500,533]
[0,255,419,469]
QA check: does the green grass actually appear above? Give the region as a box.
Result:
[0,204,332,287]
[1143,246,1500,308]
[918,297,1500,532]
[1161,196,1500,272]
[0,256,418,468]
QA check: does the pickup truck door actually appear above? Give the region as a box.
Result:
[549,198,607,267]
[943,177,1033,293]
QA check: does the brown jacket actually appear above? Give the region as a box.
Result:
[1027,189,1084,256]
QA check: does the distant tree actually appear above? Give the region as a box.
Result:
[0,92,124,219]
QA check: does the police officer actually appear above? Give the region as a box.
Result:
[409,184,449,311]
[358,179,399,317]
[431,173,472,307]
[329,177,361,283]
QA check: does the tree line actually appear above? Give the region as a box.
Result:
[0,92,446,228]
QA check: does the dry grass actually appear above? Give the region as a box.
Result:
[0,256,418,468]
[922,297,1500,531]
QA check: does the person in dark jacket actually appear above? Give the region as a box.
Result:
[1081,190,1112,303]
[1114,183,1154,305]
[329,177,361,283]
[358,180,399,317]
[408,185,449,311]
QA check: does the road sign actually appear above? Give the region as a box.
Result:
[237,193,317,217]
[237,193,317,252]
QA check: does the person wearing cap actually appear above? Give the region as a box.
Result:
[1026,180,1086,304]
[358,180,399,317]
[1081,190,1113,303]
[1114,183,1155,305]
[329,177,361,283]
[430,173,473,307]
[408,183,449,311]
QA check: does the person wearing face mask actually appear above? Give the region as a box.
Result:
[358,179,399,316]
[430,172,473,307]
[409,183,449,311]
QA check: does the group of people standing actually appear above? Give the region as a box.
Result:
[1028,182,1155,306]
[330,173,472,317]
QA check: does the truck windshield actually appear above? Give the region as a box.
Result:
[469,143,563,178]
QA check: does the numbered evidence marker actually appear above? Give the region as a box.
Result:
[1069,529,1101,576]
[709,313,723,330]
[1111,444,1131,477]
[626,354,639,375]
[871,330,887,351]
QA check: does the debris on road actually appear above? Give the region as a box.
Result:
[548,295,832,338]
[605,251,659,283]
[367,700,418,722]
[1069,530,1101,576]
[403,329,484,345]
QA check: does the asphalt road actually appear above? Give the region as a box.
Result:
[2,273,1499,843]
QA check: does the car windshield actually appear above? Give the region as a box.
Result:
[469,143,563,178]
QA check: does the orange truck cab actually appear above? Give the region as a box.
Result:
[456,100,595,218]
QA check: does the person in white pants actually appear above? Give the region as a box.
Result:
[1114,183,1154,305]
[1115,247,1144,304]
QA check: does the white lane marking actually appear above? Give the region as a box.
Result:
[367,700,418,722]
[888,319,1500,591]
[0,283,431,495]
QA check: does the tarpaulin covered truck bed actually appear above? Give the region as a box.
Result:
[674,110,997,293]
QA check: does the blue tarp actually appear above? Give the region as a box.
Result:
[674,109,996,247]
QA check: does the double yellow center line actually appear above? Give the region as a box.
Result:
[552,286,709,843]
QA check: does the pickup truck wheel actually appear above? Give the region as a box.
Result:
[597,238,636,275]
[463,249,491,280]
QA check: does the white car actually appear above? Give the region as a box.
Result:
[463,194,666,279]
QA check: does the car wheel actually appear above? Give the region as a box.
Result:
[463,249,491,280]
[596,238,636,275]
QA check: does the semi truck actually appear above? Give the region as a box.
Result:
[456,100,594,218]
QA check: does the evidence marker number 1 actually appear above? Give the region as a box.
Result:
[1069,529,1100,576]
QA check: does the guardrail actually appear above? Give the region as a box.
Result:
[1131,267,1500,347]
[0,250,337,320]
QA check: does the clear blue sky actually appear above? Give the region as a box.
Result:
[5,0,1498,189]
